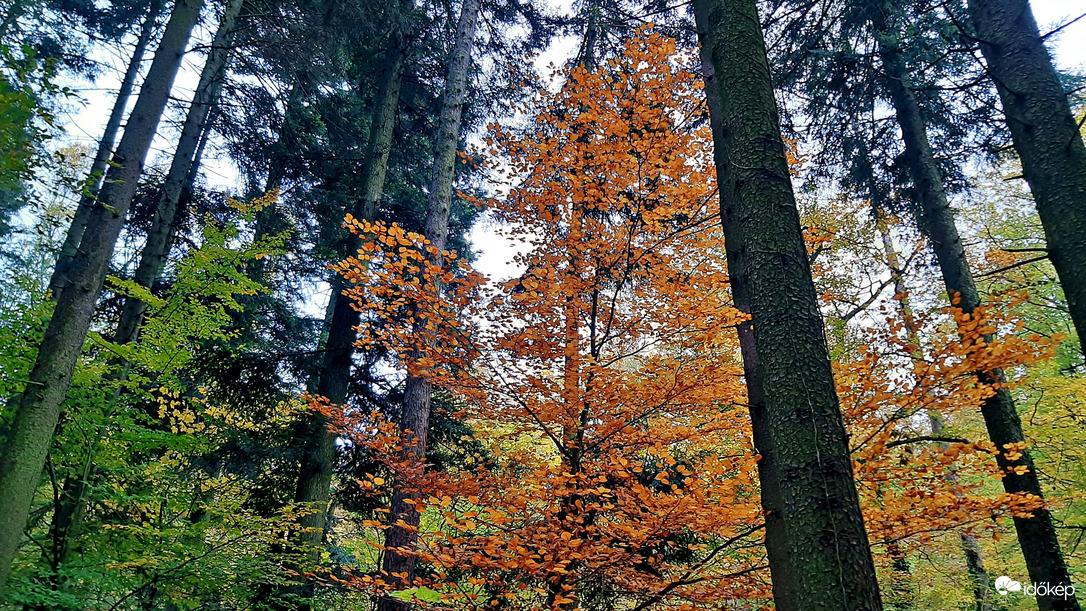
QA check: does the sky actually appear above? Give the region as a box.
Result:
[50,0,1086,291]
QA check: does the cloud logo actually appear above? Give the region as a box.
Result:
[995,576,1022,596]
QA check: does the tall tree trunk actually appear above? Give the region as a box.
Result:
[41,4,238,574]
[0,0,204,594]
[114,0,245,345]
[51,0,162,298]
[693,7,796,610]
[862,149,996,611]
[693,0,883,608]
[871,9,1079,610]
[575,0,600,70]
[968,0,1086,362]
[376,0,479,608]
[290,0,414,572]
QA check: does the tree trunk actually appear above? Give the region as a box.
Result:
[114,0,245,345]
[377,0,478,608]
[41,3,237,575]
[960,531,995,611]
[0,0,203,594]
[872,9,1079,610]
[693,7,796,610]
[51,0,162,299]
[291,0,414,569]
[863,149,997,611]
[968,0,1086,362]
[693,0,883,608]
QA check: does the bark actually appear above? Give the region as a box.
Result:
[114,0,245,345]
[693,7,796,610]
[872,8,1079,610]
[377,0,479,608]
[51,0,162,298]
[968,0,1086,362]
[291,0,414,567]
[0,0,203,594]
[693,0,883,608]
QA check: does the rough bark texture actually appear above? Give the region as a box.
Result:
[114,0,245,345]
[872,8,1079,610]
[377,1,478,609]
[291,0,413,562]
[968,0,1086,361]
[51,0,162,298]
[693,6,796,609]
[693,0,883,608]
[0,0,203,594]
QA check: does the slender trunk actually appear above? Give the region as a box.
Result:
[576,0,599,70]
[114,0,245,345]
[867,168,996,611]
[378,2,478,607]
[40,4,235,575]
[872,9,1079,610]
[694,8,796,610]
[0,0,204,593]
[693,0,883,608]
[51,0,162,298]
[869,165,996,611]
[968,0,1086,361]
[960,530,995,611]
[291,0,414,568]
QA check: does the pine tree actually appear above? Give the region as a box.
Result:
[693,0,883,607]
[0,0,204,592]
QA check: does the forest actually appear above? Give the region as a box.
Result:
[0,0,1084,608]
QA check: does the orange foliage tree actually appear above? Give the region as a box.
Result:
[312,32,1058,610]
[330,33,768,609]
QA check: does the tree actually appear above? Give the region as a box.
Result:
[289,0,416,568]
[967,0,1086,362]
[693,0,883,607]
[114,0,247,345]
[51,0,163,288]
[0,0,204,593]
[865,3,1080,607]
[693,7,795,608]
[332,35,768,608]
[377,0,480,608]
